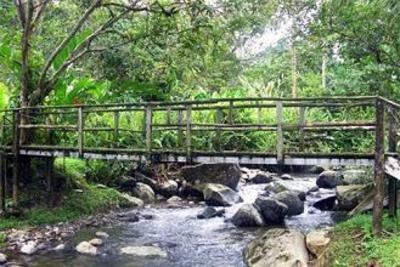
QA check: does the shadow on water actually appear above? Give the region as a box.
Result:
[18,173,346,267]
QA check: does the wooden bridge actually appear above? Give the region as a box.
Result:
[0,95,399,217]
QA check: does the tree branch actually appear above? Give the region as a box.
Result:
[13,0,26,28]
[31,0,50,30]
[37,0,102,90]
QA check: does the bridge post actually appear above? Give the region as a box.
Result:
[216,107,223,152]
[388,106,397,217]
[373,98,385,236]
[298,107,306,152]
[113,111,119,148]
[228,100,233,125]
[145,105,153,163]
[186,105,192,164]
[12,110,21,207]
[177,110,183,148]
[77,107,84,158]
[276,101,284,165]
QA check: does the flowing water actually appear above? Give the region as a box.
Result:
[16,173,343,267]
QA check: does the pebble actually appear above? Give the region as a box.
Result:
[76,241,97,255]
[20,241,38,255]
[89,238,103,246]
[95,231,109,238]
[0,252,7,263]
[52,244,65,251]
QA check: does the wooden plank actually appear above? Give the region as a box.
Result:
[14,95,377,111]
[77,107,84,158]
[388,107,398,217]
[373,98,385,236]
[186,105,192,163]
[276,101,284,164]
[18,124,77,130]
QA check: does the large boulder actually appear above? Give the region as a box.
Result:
[254,196,288,224]
[336,184,373,211]
[178,182,204,199]
[306,229,331,257]
[244,228,309,267]
[274,191,304,216]
[316,170,344,188]
[118,176,137,191]
[197,207,225,219]
[158,180,179,197]
[202,183,243,206]
[181,163,241,190]
[250,173,274,184]
[342,169,372,185]
[232,204,265,227]
[120,193,144,208]
[312,195,337,211]
[308,165,327,174]
[132,182,155,203]
[264,180,291,194]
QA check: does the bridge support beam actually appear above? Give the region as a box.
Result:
[388,107,397,217]
[373,98,385,236]
[12,110,21,207]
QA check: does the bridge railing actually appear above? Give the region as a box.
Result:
[0,95,387,164]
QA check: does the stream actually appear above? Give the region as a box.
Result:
[15,173,343,267]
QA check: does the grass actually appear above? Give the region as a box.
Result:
[0,158,134,237]
[324,213,400,267]
[0,185,132,231]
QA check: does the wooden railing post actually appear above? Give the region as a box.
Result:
[228,100,234,125]
[177,109,183,147]
[388,106,397,217]
[12,110,21,207]
[276,101,284,165]
[298,107,306,152]
[113,111,119,148]
[145,105,153,161]
[186,105,192,163]
[373,98,385,236]
[77,107,84,158]
[216,107,223,152]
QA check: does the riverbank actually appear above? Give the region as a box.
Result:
[322,213,400,267]
[0,185,137,232]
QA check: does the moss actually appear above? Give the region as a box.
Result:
[324,213,400,267]
[0,184,132,231]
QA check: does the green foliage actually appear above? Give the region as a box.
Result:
[326,213,400,267]
[54,158,89,189]
[0,82,9,109]
[0,184,130,231]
